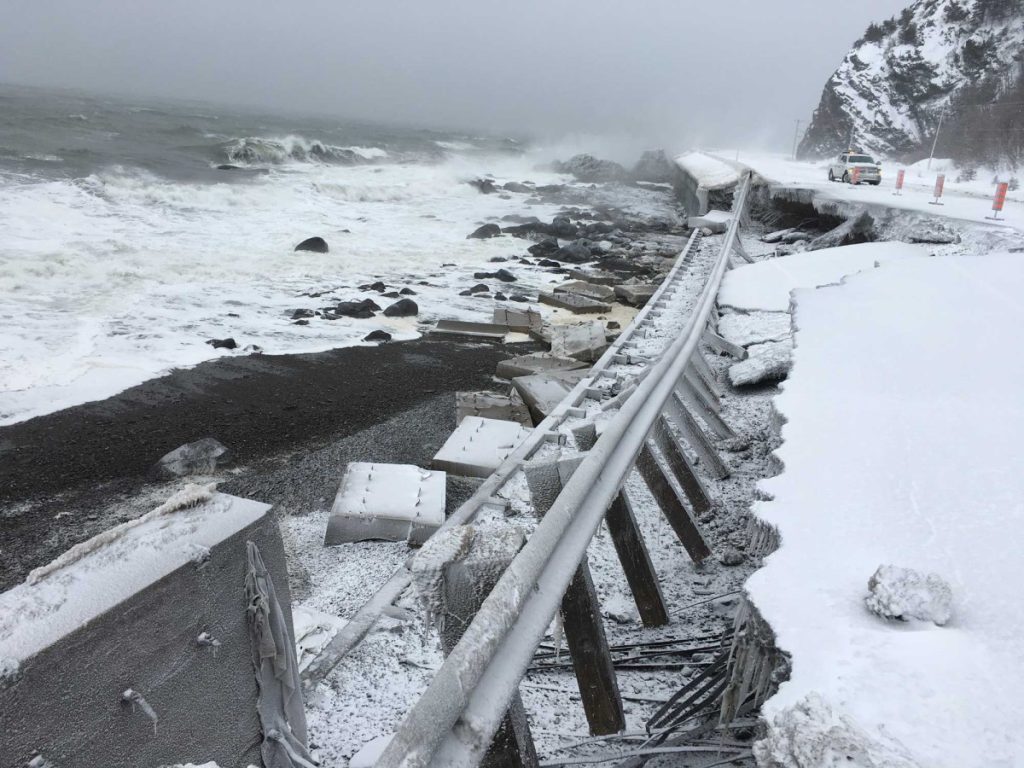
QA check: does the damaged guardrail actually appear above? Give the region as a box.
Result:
[375,171,753,767]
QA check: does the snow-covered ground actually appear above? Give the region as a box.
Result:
[748,254,1024,767]
[719,151,1024,232]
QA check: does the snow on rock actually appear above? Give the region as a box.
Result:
[747,254,1024,766]
[728,339,793,387]
[865,565,952,626]
[754,693,923,768]
[718,311,792,347]
[718,241,929,312]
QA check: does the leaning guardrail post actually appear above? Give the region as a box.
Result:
[654,416,714,516]
[702,328,747,360]
[605,490,670,627]
[410,525,539,767]
[676,379,735,441]
[524,456,625,735]
[634,442,712,564]
[667,392,731,480]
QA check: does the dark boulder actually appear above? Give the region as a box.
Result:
[494,269,516,282]
[550,216,578,238]
[291,308,315,320]
[382,291,400,298]
[333,299,380,319]
[537,258,562,268]
[509,294,530,302]
[554,240,594,263]
[151,437,231,479]
[468,178,497,194]
[503,181,533,193]
[383,298,419,317]
[364,330,392,342]
[295,236,329,253]
[528,239,560,257]
[399,287,417,295]
[552,154,627,183]
[206,337,237,350]
[468,283,490,294]
[501,214,540,224]
[467,223,502,239]
[293,319,309,326]
[494,292,508,301]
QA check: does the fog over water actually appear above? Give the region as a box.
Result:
[3,0,909,154]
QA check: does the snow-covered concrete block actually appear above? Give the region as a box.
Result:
[511,369,589,424]
[554,280,616,302]
[432,319,507,340]
[0,486,302,768]
[865,565,952,626]
[728,339,793,386]
[718,310,792,347]
[455,390,532,426]
[613,284,656,306]
[551,320,608,362]
[431,417,532,478]
[324,462,446,546]
[495,353,588,380]
[538,292,611,314]
[686,209,732,233]
[493,307,542,332]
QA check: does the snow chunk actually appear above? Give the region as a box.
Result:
[350,734,393,768]
[755,693,922,768]
[728,339,793,386]
[865,565,952,626]
[718,310,792,347]
[292,605,348,673]
[718,242,929,312]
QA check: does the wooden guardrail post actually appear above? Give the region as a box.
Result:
[605,490,670,627]
[635,443,712,564]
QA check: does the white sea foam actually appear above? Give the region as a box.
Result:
[0,154,571,425]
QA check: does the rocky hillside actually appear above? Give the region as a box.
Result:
[798,0,1024,161]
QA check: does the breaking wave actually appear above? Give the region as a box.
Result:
[220,135,389,166]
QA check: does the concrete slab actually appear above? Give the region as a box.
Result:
[456,390,533,426]
[551,321,609,363]
[432,417,533,477]
[0,487,302,768]
[554,280,616,302]
[686,209,732,233]
[568,268,620,286]
[512,369,589,423]
[324,462,446,546]
[495,353,589,380]
[539,292,611,314]
[614,284,657,307]
[493,307,543,333]
[432,320,507,340]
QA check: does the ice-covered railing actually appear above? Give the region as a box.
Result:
[303,222,705,687]
[375,172,753,767]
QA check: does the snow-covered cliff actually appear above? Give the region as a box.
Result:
[798,0,1024,160]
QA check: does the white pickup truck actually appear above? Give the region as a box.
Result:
[828,152,882,185]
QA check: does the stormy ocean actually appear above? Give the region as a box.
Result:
[0,84,571,426]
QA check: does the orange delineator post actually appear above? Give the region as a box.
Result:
[929,174,945,206]
[894,169,905,196]
[987,182,1009,221]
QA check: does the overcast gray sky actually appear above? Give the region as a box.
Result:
[0,0,910,153]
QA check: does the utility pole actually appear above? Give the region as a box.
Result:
[927,105,946,171]
[791,119,802,160]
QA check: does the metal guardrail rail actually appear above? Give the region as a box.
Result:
[303,212,708,688]
[376,171,753,767]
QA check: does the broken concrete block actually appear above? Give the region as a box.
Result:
[614,284,656,307]
[567,268,620,286]
[432,320,507,340]
[551,321,609,363]
[324,462,446,546]
[432,416,532,478]
[554,280,616,302]
[493,307,543,333]
[0,487,304,768]
[495,353,589,379]
[686,209,732,233]
[538,292,611,314]
[728,339,793,386]
[456,391,532,426]
[511,369,589,424]
[151,437,230,479]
